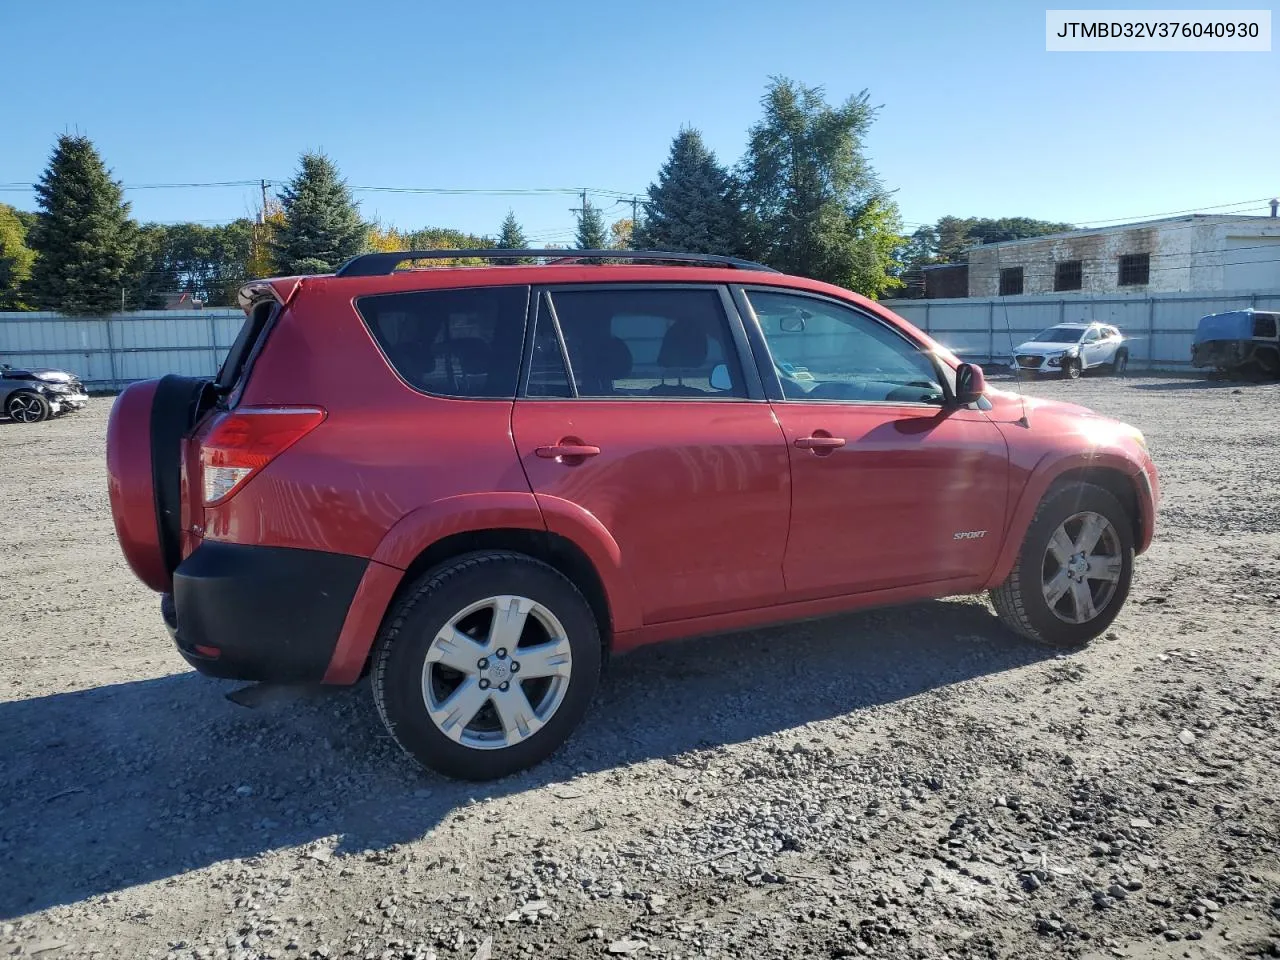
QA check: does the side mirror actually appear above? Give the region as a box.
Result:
[709,364,732,391]
[955,362,986,405]
[778,312,807,333]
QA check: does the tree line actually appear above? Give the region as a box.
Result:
[0,77,1074,315]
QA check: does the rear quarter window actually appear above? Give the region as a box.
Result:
[357,285,530,398]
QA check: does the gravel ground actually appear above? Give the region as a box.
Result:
[1,375,1278,960]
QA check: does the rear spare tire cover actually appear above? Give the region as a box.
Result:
[106,376,215,592]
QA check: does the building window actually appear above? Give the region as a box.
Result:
[999,267,1024,296]
[1118,253,1150,286]
[1054,260,1083,292]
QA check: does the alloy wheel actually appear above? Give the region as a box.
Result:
[1041,511,1122,624]
[421,595,573,750]
[8,395,45,423]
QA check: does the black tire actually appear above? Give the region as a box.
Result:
[1062,358,1082,380]
[150,376,217,576]
[5,391,50,423]
[1111,350,1129,377]
[372,551,602,780]
[989,483,1134,648]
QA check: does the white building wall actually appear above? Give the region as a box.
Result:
[967,216,1280,298]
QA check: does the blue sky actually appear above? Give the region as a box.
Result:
[2,0,1276,243]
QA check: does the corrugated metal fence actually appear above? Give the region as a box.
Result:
[882,289,1280,368]
[4,289,1280,389]
[0,309,243,390]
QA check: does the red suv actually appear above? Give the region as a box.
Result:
[106,250,1159,780]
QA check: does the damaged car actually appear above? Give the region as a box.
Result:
[1191,309,1280,378]
[1,364,89,423]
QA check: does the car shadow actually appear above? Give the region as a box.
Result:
[0,599,1053,918]
[1127,377,1269,392]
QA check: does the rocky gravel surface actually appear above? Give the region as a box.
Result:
[1,375,1278,959]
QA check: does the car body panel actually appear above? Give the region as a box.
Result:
[982,388,1158,585]
[769,402,1009,598]
[512,399,792,624]
[203,286,534,560]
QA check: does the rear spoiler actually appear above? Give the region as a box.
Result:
[236,276,310,313]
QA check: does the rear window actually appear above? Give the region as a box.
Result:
[1254,313,1278,338]
[357,286,529,398]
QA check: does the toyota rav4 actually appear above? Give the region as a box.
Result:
[106,250,1159,780]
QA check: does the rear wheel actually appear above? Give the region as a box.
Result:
[6,391,49,423]
[372,551,602,780]
[1111,350,1129,376]
[990,483,1134,648]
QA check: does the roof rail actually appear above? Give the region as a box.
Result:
[333,249,780,278]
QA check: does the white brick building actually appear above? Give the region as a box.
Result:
[966,213,1280,298]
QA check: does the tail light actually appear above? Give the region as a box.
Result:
[200,407,326,505]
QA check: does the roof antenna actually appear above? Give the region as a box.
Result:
[995,241,1030,428]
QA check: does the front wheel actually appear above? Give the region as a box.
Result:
[6,391,50,423]
[1062,358,1082,380]
[990,483,1134,647]
[371,551,602,780]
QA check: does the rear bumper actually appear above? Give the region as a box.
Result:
[165,540,368,683]
[1191,341,1245,369]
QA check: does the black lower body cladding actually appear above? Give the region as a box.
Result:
[167,540,367,682]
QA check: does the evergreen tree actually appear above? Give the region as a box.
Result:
[272,152,366,274]
[495,210,532,264]
[27,135,136,315]
[0,204,36,310]
[632,129,739,254]
[736,78,904,298]
[574,199,608,250]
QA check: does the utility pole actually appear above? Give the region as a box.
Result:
[630,196,640,245]
[260,179,269,223]
[569,189,589,248]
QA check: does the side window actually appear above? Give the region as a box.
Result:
[1083,327,1101,343]
[526,294,573,398]
[545,287,746,399]
[357,286,529,398]
[747,290,945,405]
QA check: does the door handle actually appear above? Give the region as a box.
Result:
[794,435,846,450]
[535,443,601,460]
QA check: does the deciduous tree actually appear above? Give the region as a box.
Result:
[0,204,36,310]
[736,78,903,298]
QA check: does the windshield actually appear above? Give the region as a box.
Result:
[1033,326,1086,343]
